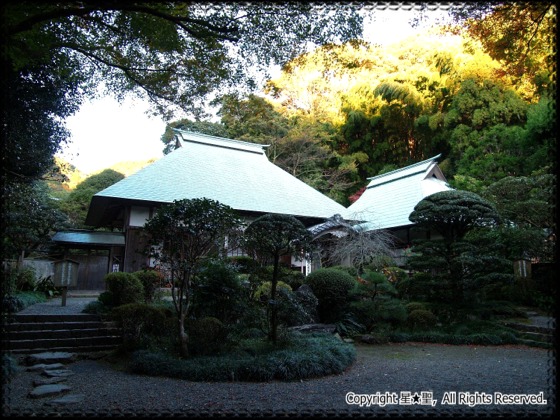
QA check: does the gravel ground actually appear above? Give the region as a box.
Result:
[2,297,556,418]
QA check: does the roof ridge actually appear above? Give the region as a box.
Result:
[366,154,441,182]
[173,129,269,154]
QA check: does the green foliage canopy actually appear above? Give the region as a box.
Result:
[409,190,502,243]
[59,169,125,228]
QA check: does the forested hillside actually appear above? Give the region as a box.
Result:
[161,23,554,206]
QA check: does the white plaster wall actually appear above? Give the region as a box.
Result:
[129,206,151,227]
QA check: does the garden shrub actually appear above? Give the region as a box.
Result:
[396,272,443,302]
[330,265,358,277]
[278,267,306,290]
[253,281,292,302]
[2,295,23,313]
[98,291,114,307]
[111,303,174,352]
[305,268,357,323]
[133,269,162,303]
[407,309,438,330]
[191,259,244,323]
[275,287,318,327]
[2,291,46,313]
[405,302,428,313]
[104,272,144,307]
[82,300,110,316]
[228,256,258,274]
[128,332,356,382]
[188,317,228,356]
[14,266,37,291]
[347,269,406,331]
[294,284,319,323]
[34,276,61,297]
[248,265,305,292]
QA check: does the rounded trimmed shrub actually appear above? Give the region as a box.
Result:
[407,309,438,330]
[104,272,144,307]
[305,268,357,323]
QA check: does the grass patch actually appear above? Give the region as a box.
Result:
[2,291,47,313]
[127,332,356,382]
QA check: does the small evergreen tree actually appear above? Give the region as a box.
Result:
[408,190,502,312]
[144,198,241,358]
[243,214,313,343]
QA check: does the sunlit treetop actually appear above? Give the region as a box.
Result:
[2,2,363,119]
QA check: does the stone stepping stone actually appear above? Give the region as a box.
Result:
[45,394,85,405]
[41,368,75,378]
[33,377,68,386]
[27,363,65,372]
[25,352,76,366]
[28,384,71,399]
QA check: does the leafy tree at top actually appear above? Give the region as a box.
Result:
[2,2,362,185]
[2,181,69,262]
[445,2,555,99]
[3,3,363,119]
[243,214,313,343]
[441,77,530,185]
[58,169,125,228]
[480,174,555,262]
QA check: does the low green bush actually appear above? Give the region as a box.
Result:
[253,281,292,301]
[133,269,162,303]
[188,317,228,356]
[97,291,114,307]
[191,259,245,323]
[13,266,37,291]
[345,269,406,331]
[305,268,357,323]
[128,332,356,382]
[104,272,144,307]
[1,291,46,313]
[227,256,258,274]
[111,303,175,352]
[330,265,358,277]
[82,300,111,316]
[407,309,438,330]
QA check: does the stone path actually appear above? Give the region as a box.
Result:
[22,351,85,405]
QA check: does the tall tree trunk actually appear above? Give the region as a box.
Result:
[178,312,189,358]
[269,254,280,344]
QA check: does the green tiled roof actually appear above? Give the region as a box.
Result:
[86,131,346,226]
[344,155,452,231]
